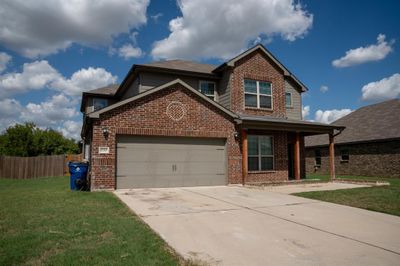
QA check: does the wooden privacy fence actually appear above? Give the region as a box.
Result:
[0,154,82,179]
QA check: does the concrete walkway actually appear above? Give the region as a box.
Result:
[114,186,400,266]
[254,181,370,194]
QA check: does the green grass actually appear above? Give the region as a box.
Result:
[0,177,179,266]
[294,174,400,217]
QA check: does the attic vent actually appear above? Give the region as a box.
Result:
[166,101,186,121]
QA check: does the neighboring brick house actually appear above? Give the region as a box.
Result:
[81,44,343,190]
[305,99,400,178]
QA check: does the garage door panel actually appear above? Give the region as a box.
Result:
[116,136,226,189]
[117,162,174,175]
[118,162,224,176]
[118,148,225,162]
[118,136,224,146]
[178,162,225,174]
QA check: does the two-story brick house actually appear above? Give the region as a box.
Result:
[80,44,343,190]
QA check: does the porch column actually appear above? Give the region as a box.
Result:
[294,132,301,180]
[241,129,247,185]
[329,133,336,180]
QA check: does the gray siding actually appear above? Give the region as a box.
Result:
[140,72,201,93]
[285,79,302,120]
[218,69,232,109]
[121,77,140,100]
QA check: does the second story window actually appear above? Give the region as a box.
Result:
[285,92,292,108]
[93,98,108,111]
[244,79,272,109]
[199,81,216,100]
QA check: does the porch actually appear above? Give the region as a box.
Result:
[236,115,345,184]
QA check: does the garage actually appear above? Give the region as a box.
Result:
[116,136,227,188]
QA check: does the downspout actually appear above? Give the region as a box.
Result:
[329,127,345,181]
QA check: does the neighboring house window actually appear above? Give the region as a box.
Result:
[93,98,108,111]
[285,92,292,108]
[199,81,216,100]
[248,135,274,171]
[244,79,272,109]
[315,149,321,166]
[341,149,349,162]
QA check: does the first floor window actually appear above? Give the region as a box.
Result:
[199,81,216,100]
[248,135,274,171]
[315,149,321,166]
[93,98,108,111]
[341,149,349,162]
[285,92,292,108]
[244,79,272,109]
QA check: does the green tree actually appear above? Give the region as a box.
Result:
[0,122,79,156]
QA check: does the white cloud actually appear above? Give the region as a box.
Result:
[118,44,143,59]
[59,120,82,140]
[151,0,313,60]
[0,60,117,97]
[0,95,82,139]
[302,105,310,120]
[20,94,78,127]
[314,109,352,124]
[0,0,149,58]
[361,73,400,101]
[332,34,394,68]
[0,60,116,138]
[0,61,60,97]
[52,67,117,96]
[0,52,12,73]
[0,99,23,130]
[320,85,329,93]
[151,13,163,23]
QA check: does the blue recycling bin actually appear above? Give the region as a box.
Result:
[68,162,88,191]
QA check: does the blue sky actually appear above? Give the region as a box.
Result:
[0,0,399,139]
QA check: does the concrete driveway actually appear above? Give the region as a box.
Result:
[114,186,400,266]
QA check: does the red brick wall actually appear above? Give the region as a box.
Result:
[305,140,400,178]
[230,50,286,118]
[89,50,295,189]
[90,84,242,190]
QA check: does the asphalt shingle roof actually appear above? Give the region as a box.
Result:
[141,60,216,74]
[305,99,400,147]
[86,84,119,96]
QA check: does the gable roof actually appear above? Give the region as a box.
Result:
[141,60,216,74]
[88,79,239,119]
[213,44,308,92]
[305,99,400,147]
[114,44,308,97]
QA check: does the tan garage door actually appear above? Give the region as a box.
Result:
[116,136,226,188]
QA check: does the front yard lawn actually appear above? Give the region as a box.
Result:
[0,177,179,266]
[294,174,400,217]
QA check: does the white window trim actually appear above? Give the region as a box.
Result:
[244,79,273,110]
[248,135,274,171]
[199,80,216,100]
[285,91,293,108]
